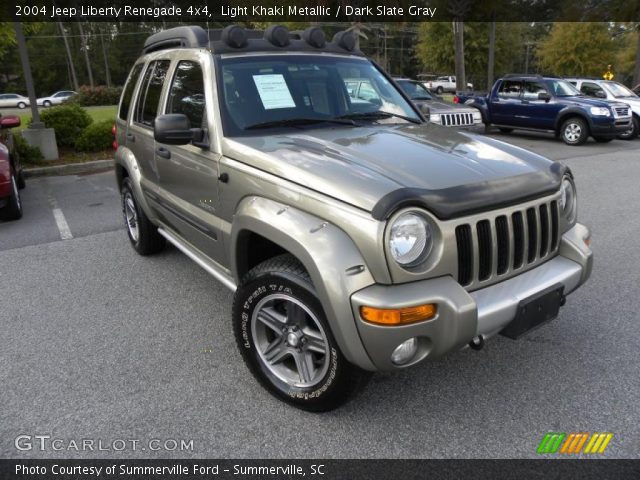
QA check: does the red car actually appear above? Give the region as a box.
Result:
[0,115,25,221]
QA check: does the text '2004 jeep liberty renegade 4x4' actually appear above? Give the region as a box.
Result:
[114,25,593,411]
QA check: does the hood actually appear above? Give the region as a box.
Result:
[412,98,474,114]
[223,124,561,219]
[563,95,615,108]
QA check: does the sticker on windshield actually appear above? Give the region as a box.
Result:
[253,74,296,110]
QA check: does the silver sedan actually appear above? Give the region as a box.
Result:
[0,93,30,109]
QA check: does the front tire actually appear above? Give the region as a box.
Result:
[498,127,513,133]
[561,117,588,145]
[232,254,370,412]
[617,116,639,140]
[43,100,51,107]
[17,168,26,189]
[1,173,23,221]
[121,177,165,255]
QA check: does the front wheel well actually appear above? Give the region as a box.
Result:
[235,230,292,281]
[115,164,129,192]
[556,113,590,135]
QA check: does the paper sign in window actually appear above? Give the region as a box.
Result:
[253,74,296,110]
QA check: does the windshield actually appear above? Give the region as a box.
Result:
[217,55,421,135]
[603,81,637,98]
[397,81,433,100]
[547,79,582,97]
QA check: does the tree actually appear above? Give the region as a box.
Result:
[536,23,614,77]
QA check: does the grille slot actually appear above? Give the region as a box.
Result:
[455,225,473,286]
[495,215,509,275]
[455,197,560,289]
[526,207,537,264]
[539,204,549,257]
[477,220,492,281]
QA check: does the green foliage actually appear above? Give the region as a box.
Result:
[537,23,614,77]
[415,22,528,89]
[13,133,44,165]
[71,85,122,106]
[75,119,114,152]
[37,103,92,148]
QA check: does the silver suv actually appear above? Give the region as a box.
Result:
[114,25,593,411]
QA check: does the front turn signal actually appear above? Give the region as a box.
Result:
[360,304,437,326]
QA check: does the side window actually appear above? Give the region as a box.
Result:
[581,82,605,98]
[498,80,523,99]
[523,81,547,100]
[134,60,171,127]
[166,61,206,128]
[119,63,143,121]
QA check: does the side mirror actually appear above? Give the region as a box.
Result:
[0,115,21,129]
[154,114,193,145]
[595,91,606,99]
[538,92,551,102]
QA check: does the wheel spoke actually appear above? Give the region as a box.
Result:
[294,351,315,384]
[264,340,288,365]
[304,330,327,354]
[257,307,287,333]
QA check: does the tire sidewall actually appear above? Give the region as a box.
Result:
[617,116,639,140]
[233,271,345,408]
[121,178,141,249]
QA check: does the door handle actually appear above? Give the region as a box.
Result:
[156,147,171,159]
[126,133,135,142]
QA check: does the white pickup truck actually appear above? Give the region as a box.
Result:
[422,75,473,94]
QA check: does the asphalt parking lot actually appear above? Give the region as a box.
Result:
[1,129,639,459]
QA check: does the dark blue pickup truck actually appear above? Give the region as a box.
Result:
[457,75,632,145]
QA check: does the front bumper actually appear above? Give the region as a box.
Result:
[590,117,632,136]
[350,223,592,371]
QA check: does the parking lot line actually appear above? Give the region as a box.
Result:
[47,194,73,240]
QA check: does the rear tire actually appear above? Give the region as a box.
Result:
[17,169,26,189]
[436,86,444,94]
[1,173,23,221]
[17,102,26,109]
[593,136,614,143]
[560,117,588,145]
[232,254,371,411]
[121,177,165,255]
[617,116,639,140]
[43,101,51,107]
[498,127,513,133]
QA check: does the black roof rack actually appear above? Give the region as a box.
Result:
[502,73,545,79]
[142,25,364,57]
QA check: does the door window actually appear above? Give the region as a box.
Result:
[166,61,206,128]
[523,81,548,100]
[119,63,144,121]
[134,60,171,127]
[498,80,523,99]
[580,82,606,98]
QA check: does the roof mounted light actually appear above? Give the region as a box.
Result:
[264,25,290,47]
[303,27,326,48]
[332,31,356,52]
[221,25,247,49]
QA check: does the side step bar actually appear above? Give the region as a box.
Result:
[157,227,237,292]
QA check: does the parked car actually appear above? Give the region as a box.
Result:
[115,25,592,411]
[422,75,473,94]
[0,93,30,109]
[395,78,482,127]
[36,90,77,107]
[565,78,640,140]
[633,84,640,96]
[0,115,25,221]
[457,74,632,145]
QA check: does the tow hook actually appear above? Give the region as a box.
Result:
[469,335,484,351]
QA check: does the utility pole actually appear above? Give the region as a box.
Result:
[100,26,112,87]
[453,20,466,91]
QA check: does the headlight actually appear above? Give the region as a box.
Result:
[389,212,433,267]
[429,113,441,124]
[472,110,482,121]
[559,176,577,224]
[589,107,610,116]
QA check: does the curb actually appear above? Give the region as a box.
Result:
[24,159,114,178]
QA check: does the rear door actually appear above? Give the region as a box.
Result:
[519,80,556,129]
[490,79,523,125]
[154,52,225,264]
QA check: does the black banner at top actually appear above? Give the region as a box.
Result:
[2,0,640,22]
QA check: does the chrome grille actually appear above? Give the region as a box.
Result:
[455,198,560,289]
[613,105,630,117]
[439,112,474,127]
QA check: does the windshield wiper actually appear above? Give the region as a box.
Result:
[245,117,356,130]
[337,111,422,124]
[412,96,433,101]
